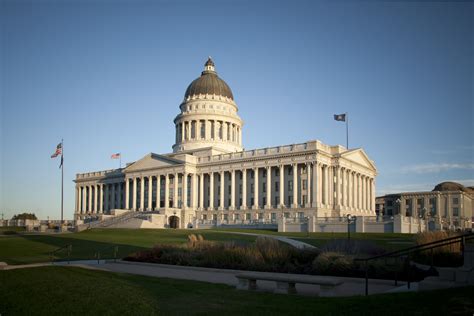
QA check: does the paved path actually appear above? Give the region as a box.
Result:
[213,231,316,250]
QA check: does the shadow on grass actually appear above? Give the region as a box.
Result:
[8,234,149,264]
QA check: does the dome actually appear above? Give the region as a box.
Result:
[432,181,471,193]
[184,57,234,100]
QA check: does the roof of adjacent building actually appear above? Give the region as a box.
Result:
[432,181,473,193]
[184,58,234,100]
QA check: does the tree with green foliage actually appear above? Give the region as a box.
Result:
[12,213,37,220]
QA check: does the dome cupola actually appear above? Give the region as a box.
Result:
[172,58,243,154]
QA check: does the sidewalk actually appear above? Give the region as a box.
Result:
[85,260,397,297]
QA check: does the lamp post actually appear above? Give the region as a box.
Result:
[347,214,356,242]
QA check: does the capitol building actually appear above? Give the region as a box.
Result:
[74,58,377,229]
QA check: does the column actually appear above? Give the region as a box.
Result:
[140,177,145,211]
[148,176,153,210]
[322,166,327,205]
[132,177,137,211]
[104,185,109,212]
[187,121,191,140]
[87,185,92,213]
[164,174,169,208]
[266,167,271,209]
[279,165,285,207]
[75,187,79,214]
[94,185,98,213]
[156,175,161,209]
[371,178,375,212]
[183,173,188,208]
[192,173,198,209]
[315,164,322,207]
[205,120,211,140]
[223,122,228,141]
[125,178,130,210]
[174,173,179,208]
[242,169,247,209]
[209,172,214,209]
[306,163,311,207]
[253,168,259,209]
[292,164,298,208]
[99,184,104,213]
[181,122,185,141]
[230,170,236,209]
[219,171,224,210]
[196,121,201,140]
[81,186,86,213]
[199,173,204,209]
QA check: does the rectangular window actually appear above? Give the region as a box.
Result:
[284,212,290,218]
[453,207,459,216]
[288,180,293,191]
[251,197,254,205]
[275,196,279,205]
[212,214,217,221]
[263,197,266,205]
[251,171,254,179]
[239,184,242,194]
[263,172,266,178]
[245,213,251,220]
[235,214,240,220]
[276,169,280,177]
[223,214,228,221]
[263,183,266,193]
[275,182,279,192]
[240,173,243,180]
[288,168,292,175]
[417,198,423,206]
[228,185,231,194]
[288,196,293,205]
[258,213,264,219]
[302,180,307,190]
[298,212,304,218]
[453,198,459,205]
[387,200,393,207]
[202,214,207,220]
[302,195,307,205]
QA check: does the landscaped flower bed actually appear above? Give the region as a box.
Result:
[124,235,433,281]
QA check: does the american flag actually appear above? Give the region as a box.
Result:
[334,113,346,122]
[51,143,62,158]
[111,153,121,159]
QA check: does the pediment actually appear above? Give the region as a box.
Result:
[124,153,183,172]
[341,149,376,171]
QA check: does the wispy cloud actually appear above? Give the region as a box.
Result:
[401,163,474,174]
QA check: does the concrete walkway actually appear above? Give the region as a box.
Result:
[213,231,316,250]
[84,260,397,297]
[0,259,403,297]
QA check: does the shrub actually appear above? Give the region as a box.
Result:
[312,252,353,275]
[321,239,386,256]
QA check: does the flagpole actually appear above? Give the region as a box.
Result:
[346,113,349,149]
[61,138,64,224]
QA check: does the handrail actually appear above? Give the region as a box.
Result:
[94,245,119,264]
[355,232,473,296]
[355,232,474,262]
[50,244,72,264]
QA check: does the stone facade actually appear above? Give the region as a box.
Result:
[74,59,377,228]
[376,182,474,230]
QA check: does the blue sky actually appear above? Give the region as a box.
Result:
[1,0,473,220]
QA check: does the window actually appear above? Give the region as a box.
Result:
[276,169,280,177]
[263,172,266,178]
[240,173,243,180]
[453,207,459,217]
[263,183,266,193]
[250,197,254,205]
[284,212,290,218]
[275,197,279,205]
[453,198,459,205]
[228,185,231,194]
[275,182,279,192]
[288,196,293,205]
[387,200,393,207]
[200,121,205,138]
[288,168,292,175]
[223,214,228,221]
[271,213,276,221]
[251,184,254,191]
[288,180,293,191]
[302,180,307,190]
[202,214,207,220]
[239,184,242,194]
[235,214,240,220]
[258,213,264,219]
[245,213,251,220]
[298,212,304,218]
[263,197,266,205]
[251,171,254,179]
[212,214,217,221]
[302,195,307,205]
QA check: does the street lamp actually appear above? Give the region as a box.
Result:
[347,214,356,242]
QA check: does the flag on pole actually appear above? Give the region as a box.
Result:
[111,153,121,159]
[51,143,62,158]
[334,113,346,122]
[59,156,63,169]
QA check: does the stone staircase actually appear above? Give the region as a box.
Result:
[76,211,142,231]
[418,244,474,291]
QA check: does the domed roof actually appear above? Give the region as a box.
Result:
[432,181,472,193]
[184,57,234,100]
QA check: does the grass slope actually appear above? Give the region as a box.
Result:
[0,266,473,316]
[0,229,256,265]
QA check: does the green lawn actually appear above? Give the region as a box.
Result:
[212,228,416,251]
[0,266,472,315]
[0,229,256,265]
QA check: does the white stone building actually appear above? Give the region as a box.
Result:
[74,58,377,228]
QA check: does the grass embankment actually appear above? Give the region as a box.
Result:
[0,266,472,316]
[212,228,416,251]
[0,229,256,265]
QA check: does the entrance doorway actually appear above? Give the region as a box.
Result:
[169,215,179,229]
